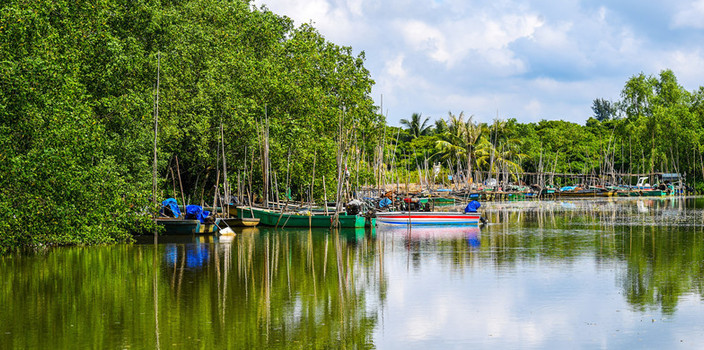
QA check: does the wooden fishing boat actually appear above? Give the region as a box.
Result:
[375,211,481,226]
[616,190,641,197]
[557,188,616,198]
[640,189,665,196]
[236,206,370,228]
[156,218,222,235]
[419,197,456,206]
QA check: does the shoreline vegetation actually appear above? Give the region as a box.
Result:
[2,0,704,252]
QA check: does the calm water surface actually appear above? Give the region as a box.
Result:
[3,197,704,349]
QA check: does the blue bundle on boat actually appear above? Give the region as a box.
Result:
[185,205,210,223]
[160,198,181,218]
[464,200,481,213]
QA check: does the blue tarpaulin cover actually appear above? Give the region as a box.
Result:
[379,197,392,208]
[185,205,210,223]
[160,198,181,218]
[464,200,481,213]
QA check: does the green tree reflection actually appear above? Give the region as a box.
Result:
[480,198,704,315]
[0,228,382,348]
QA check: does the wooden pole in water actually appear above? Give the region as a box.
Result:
[285,147,291,202]
[354,131,360,199]
[250,145,255,203]
[405,151,410,197]
[243,146,247,203]
[309,152,316,229]
[261,106,270,208]
[246,145,254,217]
[698,146,704,191]
[692,144,696,193]
[152,52,161,240]
[212,129,221,218]
[175,155,186,209]
[323,175,329,216]
[333,107,346,228]
[629,136,632,186]
[273,171,279,208]
[237,172,241,205]
[538,145,543,189]
[221,122,229,217]
[168,166,177,200]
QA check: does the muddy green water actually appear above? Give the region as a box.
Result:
[3,197,704,349]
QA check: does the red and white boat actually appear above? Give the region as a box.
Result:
[375,211,481,226]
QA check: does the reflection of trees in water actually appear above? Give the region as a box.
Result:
[480,197,704,314]
[615,224,704,315]
[0,231,384,348]
[161,227,382,348]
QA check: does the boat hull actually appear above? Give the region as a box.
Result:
[558,190,615,198]
[237,207,369,228]
[156,218,221,235]
[222,217,260,227]
[375,212,481,226]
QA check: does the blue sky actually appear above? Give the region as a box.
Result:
[252,0,704,126]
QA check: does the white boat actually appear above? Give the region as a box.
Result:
[375,211,481,226]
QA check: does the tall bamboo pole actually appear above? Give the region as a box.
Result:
[212,126,221,218]
[309,153,316,228]
[323,175,329,216]
[175,155,186,209]
[221,122,229,216]
[152,52,161,240]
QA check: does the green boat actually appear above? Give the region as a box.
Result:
[640,189,665,196]
[419,197,456,206]
[236,206,371,228]
[616,190,641,196]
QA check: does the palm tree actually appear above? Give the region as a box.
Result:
[434,111,483,186]
[400,113,431,139]
[434,118,448,135]
[479,119,526,186]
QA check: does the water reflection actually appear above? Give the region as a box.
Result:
[479,197,704,315]
[3,198,704,348]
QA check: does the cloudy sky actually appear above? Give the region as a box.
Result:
[252,0,704,126]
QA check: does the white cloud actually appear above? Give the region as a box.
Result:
[346,0,364,16]
[385,54,407,80]
[532,21,572,50]
[672,0,704,29]
[415,13,544,69]
[653,50,704,90]
[396,20,451,64]
[253,0,704,125]
[524,99,543,117]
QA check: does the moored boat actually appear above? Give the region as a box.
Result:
[557,186,615,198]
[418,197,456,206]
[221,217,260,227]
[156,218,222,235]
[236,206,370,228]
[375,211,481,226]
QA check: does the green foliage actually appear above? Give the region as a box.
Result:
[399,112,431,140]
[0,0,382,251]
[591,98,616,121]
[388,70,703,190]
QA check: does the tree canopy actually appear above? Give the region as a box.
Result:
[0,0,383,251]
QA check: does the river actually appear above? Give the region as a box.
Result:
[2,197,704,349]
